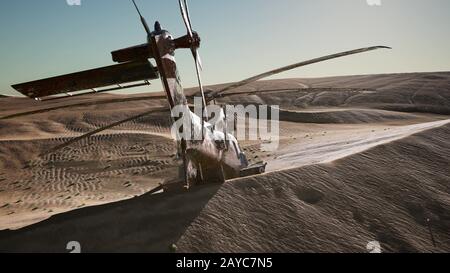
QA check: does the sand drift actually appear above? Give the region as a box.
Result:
[268,119,450,172]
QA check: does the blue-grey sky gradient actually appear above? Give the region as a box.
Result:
[1,0,449,96]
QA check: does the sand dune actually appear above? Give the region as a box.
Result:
[0,122,448,253]
[217,71,450,115]
[0,131,177,230]
[177,123,450,253]
[0,72,449,252]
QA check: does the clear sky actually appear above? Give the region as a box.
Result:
[1,0,449,96]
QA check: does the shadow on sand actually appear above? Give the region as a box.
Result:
[0,183,222,253]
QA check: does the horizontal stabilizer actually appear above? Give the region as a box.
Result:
[111,44,154,63]
[12,61,159,98]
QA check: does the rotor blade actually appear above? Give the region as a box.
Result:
[178,0,193,38]
[39,107,169,157]
[183,0,202,70]
[193,49,203,71]
[179,0,203,72]
[132,0,151,35]
[207,46,391,101]
[192,45,207,138]
[0,95,168,120]
[183,0,194,33]
[194,52,208,120]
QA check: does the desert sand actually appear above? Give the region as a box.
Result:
[0,72,449,252]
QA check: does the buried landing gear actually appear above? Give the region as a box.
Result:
[237,151,267,178]
[161,147,267,193]
[239,161,267,177]
[161,160,267,193]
